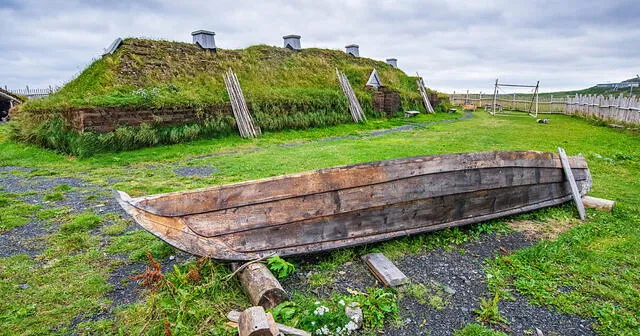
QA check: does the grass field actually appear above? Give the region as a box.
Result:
[0,110,638,335]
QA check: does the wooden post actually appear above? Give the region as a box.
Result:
[558,147,587,220]
[492,79,498,115]
[238,306,279,336]
[238,263,288,309]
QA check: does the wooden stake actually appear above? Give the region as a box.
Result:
[557,147,587,220]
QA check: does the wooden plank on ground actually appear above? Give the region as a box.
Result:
[361,253,408,287]
[558,147,587,220]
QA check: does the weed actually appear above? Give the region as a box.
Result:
[474,294,508,326]
[36,207,71,221]
[454,323,508,336]
[44,191,65,201]
[53,184,73,192]
[0,193,40,232]
[308,272,334,287]
[107,230,174,261]
[130,252,166,291]
[267,256,296,279]
[60,212,103,233]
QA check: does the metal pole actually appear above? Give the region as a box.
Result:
[492,78,498,115]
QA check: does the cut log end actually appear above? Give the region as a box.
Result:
[238,306,279,336]
[582,196,615,212]
[238,262,289,309]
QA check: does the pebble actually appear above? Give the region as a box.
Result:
[169,255,175,261]
[443,286,456,294]
[18,284,30,289]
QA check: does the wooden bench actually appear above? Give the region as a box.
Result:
[404,110,420,118]
[448,108,457,114]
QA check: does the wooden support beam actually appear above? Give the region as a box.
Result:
[238,306,279,336]
[557,147,587,220]
[229,310,311,336]
[361,253,409,287]
[582,196,615,212]
[238,262,289,309]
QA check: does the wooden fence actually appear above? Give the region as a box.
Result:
[3,85,59,99]
[450,92,640,125]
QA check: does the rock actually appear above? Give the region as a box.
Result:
[536,328,544,336]
[18,284,30,289]
[169,255,175,261]
[443,286,456,295]
[345,306,363,329]
[338,271,346,275]
[343,262,353,266]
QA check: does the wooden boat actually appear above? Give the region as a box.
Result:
[116,151,591,261]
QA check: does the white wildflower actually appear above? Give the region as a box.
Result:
[345,320,358,332]
[313,305,329,316]
[338,300,345,306]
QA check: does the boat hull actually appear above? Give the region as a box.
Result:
[116,151,591,260]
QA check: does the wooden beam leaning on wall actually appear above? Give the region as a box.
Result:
[557,147,587,220]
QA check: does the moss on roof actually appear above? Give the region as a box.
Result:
[21,38,426,112]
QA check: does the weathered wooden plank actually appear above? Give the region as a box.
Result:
[131,151,588,217]
[238,263,288,309]
[228,311,311,336]
[238,306,279,336]
[361,253,409,287]
[558,148,587,220]
[224,182,578,252]
[582,196,614,212]
[185,167,588,237]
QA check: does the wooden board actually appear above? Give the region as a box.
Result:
[558,147,587,220]
[361,253,408,287]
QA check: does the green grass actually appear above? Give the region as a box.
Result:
[106,230,174,261]
[0,193,40,232]
[486,205,640,335]
[454,323,508,336]
[0,110,638,334]
[59,212,103,233]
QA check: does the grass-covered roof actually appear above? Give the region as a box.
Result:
[22,38,425,112]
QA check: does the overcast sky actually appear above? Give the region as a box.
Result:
[1,0,638,94]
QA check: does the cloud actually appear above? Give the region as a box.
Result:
[0,0,638,93]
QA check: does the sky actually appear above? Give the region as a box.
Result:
[1,0,639,94]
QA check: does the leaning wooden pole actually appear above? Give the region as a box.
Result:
[558,147,587,220]
[416,73,434,113]
[224,69,261,138]
[336,69,366,122]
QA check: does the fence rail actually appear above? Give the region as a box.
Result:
[3,85,59,99]
[450,92,640,124]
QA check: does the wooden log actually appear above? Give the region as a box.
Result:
[361,253,409,287]
[228,310,311,336]
[557,147,587,220]
[238,263,288,309]
[238,306,279,336]
[582,196,615,212]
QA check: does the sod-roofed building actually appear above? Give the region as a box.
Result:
[12,32,445,156]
